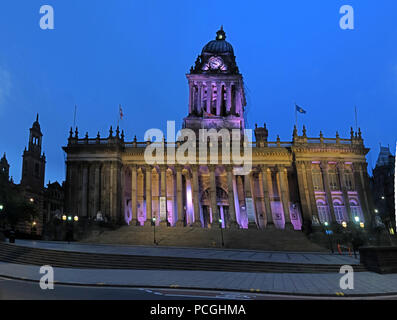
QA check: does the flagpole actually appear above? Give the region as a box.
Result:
[294,102,297,128]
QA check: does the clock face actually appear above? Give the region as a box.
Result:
[208,56,224,70]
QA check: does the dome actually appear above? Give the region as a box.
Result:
[202,26,234,55]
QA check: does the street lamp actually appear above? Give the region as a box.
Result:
[0,204,3,211]
[74,216,79,222]
[219,219,224,247]
[360,222,365,229]
[323,222,334,253]
[152,217,157,245]
[67,216,72,222]
[354,216,360,223]
[29,198,34,203]
[62,215,67,221]
[342,221,347,228]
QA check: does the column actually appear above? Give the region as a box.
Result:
[244,171,257,228]
[197,83,202,113]
[130,165,138,225]
[226,166,238,228]
[144,165,152,226]
[209,165,219,228]
[337,162,352,222]
[175,165,184,227]
[305,161,320,224]
[226,83,232,113]
[353,162,371,225]
[216,83,222,116]
[191,165,202,227]
[295,161,312,222]
[276,165,292,229]
[160,165,168,226]
[260,165,274,228]
[320,161,336,223]
[206,83,211,114]
[189,82,193,114]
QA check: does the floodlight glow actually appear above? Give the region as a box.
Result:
[354,216,360,223]
[62,215,67,221]
[74,216,79,222]
[67,216,72,221]
[360,222,364,228]
[342,221,347,228]
[0,205,3,211]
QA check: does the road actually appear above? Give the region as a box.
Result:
[0,277,396,300]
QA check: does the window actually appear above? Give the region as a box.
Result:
[334,205,346,223]
[344,173,354,190]
[317,205,330,223]
[350,205,364,223]
[312,166,323,191]
[329,170,339,190]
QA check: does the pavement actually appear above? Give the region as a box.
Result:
[0,240,397,298]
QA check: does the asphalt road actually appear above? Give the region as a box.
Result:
[0,277,396,300]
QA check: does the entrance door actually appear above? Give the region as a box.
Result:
[202,206,211,228]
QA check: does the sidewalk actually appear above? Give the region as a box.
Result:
[12,239,360,265]
[0,262,396,297]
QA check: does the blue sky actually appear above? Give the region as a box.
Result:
[0,0,396,184]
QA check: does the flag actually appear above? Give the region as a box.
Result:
[295,104,307,114]
[119,104,124,120]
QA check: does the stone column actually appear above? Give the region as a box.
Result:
[191,165,202,227]
[295,161,312,222]
[244,171,257,228]
[144,165,152,226]
[189,82,193,114]
[337,162,352,222]
[276,165,292,229]
[320,161,336,223]
[209,165,219,228]
[260,165,274,228]
[130,165,138,226]
[226,166,238,228]
[160,165,168,226]
[216,83,222,116]
[175,165,184,227]
[226,83,232,113]
[305,161,320,224]
[353,162,372,225]
[197,83,202,113]
[206,83,212,114]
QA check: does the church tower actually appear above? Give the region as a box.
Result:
[21,114,46,190]
[184,27,246,134]
[0,153,10,182]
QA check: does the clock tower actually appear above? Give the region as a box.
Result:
[184,27,246,134]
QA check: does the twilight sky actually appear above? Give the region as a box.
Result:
[0,0,396,184]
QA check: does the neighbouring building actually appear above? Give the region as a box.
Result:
[63,28,375,231]
[0,115,64,235]
[372,145,395,232]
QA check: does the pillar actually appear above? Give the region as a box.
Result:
[144,165,152,226]
[160,165,168,226]
[206,83,211,114]
[209,165,219,228]
[130,165,138,225]
[191,165,202,227]
[216,83,222,116]
[260,165,274,228]
[277,165,292,229]
[244,171,257,228]
[226,166,238,228]
[295,161,312,222]
[320,161,336,223]
[175,165,184,227]
[337,162,352,222]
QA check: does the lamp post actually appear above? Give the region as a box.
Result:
[324,221,334,253]
[219,219,224,247]
[152,217,157,245]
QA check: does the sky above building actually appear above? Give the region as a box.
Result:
[0,0,396,184]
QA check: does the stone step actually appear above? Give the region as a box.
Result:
[82,226,328,252]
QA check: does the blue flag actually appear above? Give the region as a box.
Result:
[295,104,307,114]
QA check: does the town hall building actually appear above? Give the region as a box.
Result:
[63,28,374,231]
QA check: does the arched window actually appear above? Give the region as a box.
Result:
[350,200,364,223]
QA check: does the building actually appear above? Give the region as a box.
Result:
[0,116,64,235]
[372,146,395,232]
[63,28,374,231]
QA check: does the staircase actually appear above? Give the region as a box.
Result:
[82,225,328,252]
[0,242,366,273]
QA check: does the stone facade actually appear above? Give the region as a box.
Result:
[63,28,374,231]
